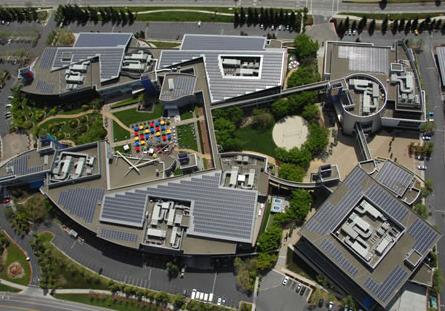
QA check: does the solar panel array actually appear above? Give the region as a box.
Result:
[7,154,44,176]
[98,228,138,242]
[375,161,413,197]
[52,47,125,82]
[158,48,284,103]
[159,74,196,102]
[436,47,445,88]
[408,219,439,254]
[320,239,358,276]
[36,80,55,94]
[366,183,408,222]
[58,188,105,223]
[100,171,258,243]
[181,34,266,51]
[74,33,132,48]
[364,266,408,304]
[39,48,57,70]
[101,191,147,228]
[338,45,389,74]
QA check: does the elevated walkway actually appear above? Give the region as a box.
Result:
[354,123,372,161]
[211,80,330,110]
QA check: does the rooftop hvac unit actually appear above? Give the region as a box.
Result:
[168,78,174,91]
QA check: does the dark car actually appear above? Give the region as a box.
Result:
[318,298,324,307]
[299,286,306,296]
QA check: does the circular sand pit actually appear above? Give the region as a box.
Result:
[272,116,308,150]
[7,262,24,279]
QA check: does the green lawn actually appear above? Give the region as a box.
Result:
[110,96,141,109]
[235,125,277,157]
[113,121,131,142]
[113,103,164,127]
[0,283,20,292]
[180,109,194,121]
[34,232,109,289]
[177,124,198,151]
[0,236,31,286]
[54,294,159,311]
[136,11,232,22]
[148,40,180,49]
[57,107,89,115]
[258,201,272,237]
[124,6,234,13]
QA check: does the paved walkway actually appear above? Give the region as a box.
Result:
[110,103,139,113]
[37,110,95,127]
[0,278,27,291]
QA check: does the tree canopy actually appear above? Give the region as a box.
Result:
[293,34,319,63]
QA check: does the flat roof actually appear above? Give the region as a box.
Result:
[159,73,196,102]
[100,170,258,243]
[301,166,441,309]
[0,149,53,182]
[158,35,285,103]
[375,161,414,197]
[436,46,445,88]
[74,32,132,48]
[181,34,266,51]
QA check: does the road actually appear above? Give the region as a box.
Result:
[0,0,444,17]
[0,293,112,311]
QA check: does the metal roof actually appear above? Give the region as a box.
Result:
[58,188,105,223]
[100,171,258,244]
[159,73,196,102]
[181,34,266,51]
[158,49,284,103]
[337,45,389,75]
[301,166,441,308]
[375,161,414,197]
[436,47,445,88]
[52,47,125,82]
[74,32,132,48]
[98,228,139,242]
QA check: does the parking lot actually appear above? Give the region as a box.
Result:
[256,270,310,311]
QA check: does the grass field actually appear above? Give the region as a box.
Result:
[36,232,108,289]
[0,283,20,292]
[110,96,141,109]
[180,109,194,121]
[113,121,131,142]
[177,124,198,151]
[136,11,232,22]
[0,236,31,286]
[54,294,157,311]
[235,125,277,157]
[258,201,272,237]
[148,40,180,48]
[113,103,164,127]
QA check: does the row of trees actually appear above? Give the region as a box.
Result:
[54,5,135,26]
[336,15,445,37]
[234,189,313,293]
[0,7,39,23]
[234,7,306,32]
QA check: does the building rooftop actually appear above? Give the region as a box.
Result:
[375,161,414,198]
[159,73,196,102]
[300,165,440,309]
[436,46,445,88]
[74,32,132,48]
[0,149,54,182]
[157,34,285,103]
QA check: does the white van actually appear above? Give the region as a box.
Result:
[199,292,204,300]
[208,293,214,302]
[191,289,196,300]
[204,293,209,302]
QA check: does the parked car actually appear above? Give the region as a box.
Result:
[296,283,302,292]
[422,135,432,141]
[428,111,434,117]
[282,276,289,286]
[417,164,427,170]
[328,301,334,310]
[7,95,13,100]
[217,297,222,305]
[318,298,324,307]
[299,286,306,296]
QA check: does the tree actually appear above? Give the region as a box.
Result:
[271,98,290,120]
[256,253,277,272]
[288,189,312,223]
[239,7,246,25]
[234,11,240,27]
[252,111,274,129]
[173,294,186,309]
[381,17,389,34]
[0,232,9,254]
[391,19,399,34]
[302,104,319,122]
[293,34,319,63]
[413,203,428,219]
[433,268,443,293]
[420,121,435,133]
[257,224,282,253]
[421,179,433,197]
[166,261,179,279]
[279,163,305,182]
[358,16,367,33]
[306,123,329,156]
[368,19,376,36]
[287,64,320,88]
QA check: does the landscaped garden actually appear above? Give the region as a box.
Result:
[0,231,31,286]
[113,121,131,142]
[113,103,164,127]
[37,112,106,145]
[31,232,109,290]
[176,124,198,151]
[110,95,143,109]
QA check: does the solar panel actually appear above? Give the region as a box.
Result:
[98,228,138,242]
[36,81,55,94]
[364,266,408,304]
[52,47,125,82]
[74,33,132,48]
[100,171,258,243]
[408,219,440,254]
[375,161,413,197]
[58,188,105,223]
[39,48,57,70]
[6,154,45,176]
[320,240,358,276]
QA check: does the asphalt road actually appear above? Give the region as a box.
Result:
[0,0,444,17]
[0,293,112,311]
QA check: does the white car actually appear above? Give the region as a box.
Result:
[197,21,202,27]
[282,276,289,286]
[422,135,431,141]
[328,301,334,310]
[191,289,197,300]
[217,297,222,305]
[417,165,427,170]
